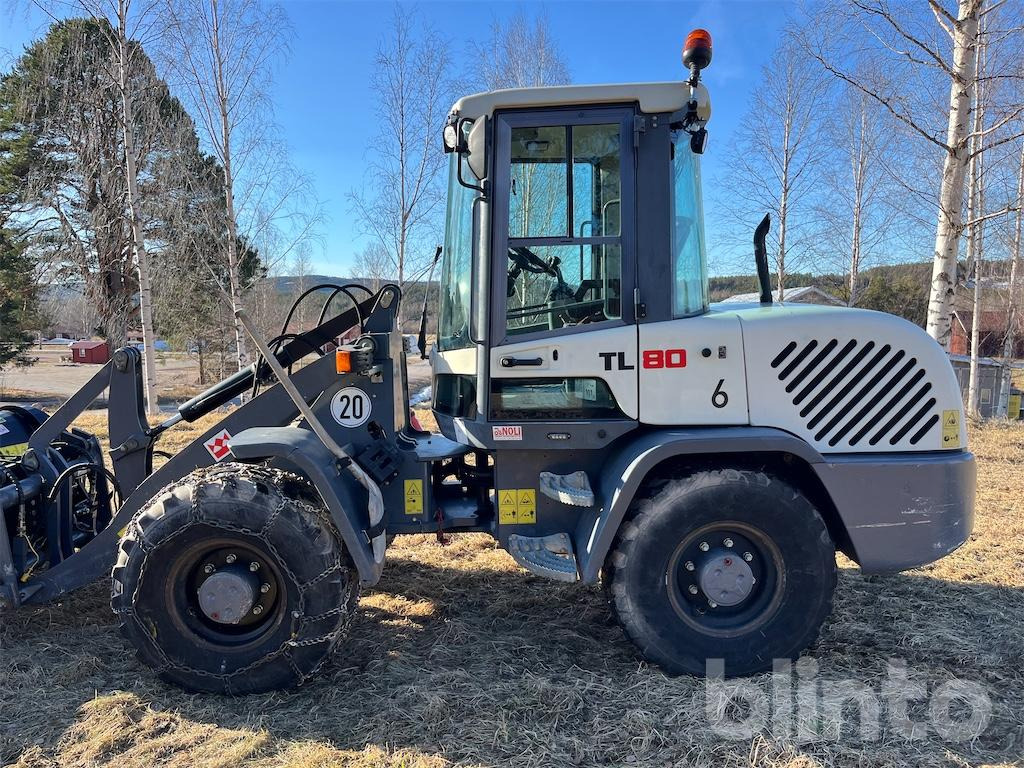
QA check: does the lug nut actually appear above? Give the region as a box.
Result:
[225,553,237,564]
[249,562,260,572]
[699,541,710,552]
[743,552,753,562]
[252,605,263,615]
[684,561,695,572]
[688,585,699,595]
[260,583,271,594]
[708,600,718,608]
[203,564,215,574]
[723,538,734,548]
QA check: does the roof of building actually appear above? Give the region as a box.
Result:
[451,82,699,121]
[70,340,108,349]
[718,286,844,306]
[948,353,1024,368]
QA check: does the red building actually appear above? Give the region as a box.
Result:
[951,280,1024,358]
[70,340,110,364]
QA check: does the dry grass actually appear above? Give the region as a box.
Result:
[2,415,1023,768]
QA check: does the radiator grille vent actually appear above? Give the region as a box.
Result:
[771,339,938,448]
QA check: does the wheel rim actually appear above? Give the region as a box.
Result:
[168,537,286,646]
[666,522,785,637]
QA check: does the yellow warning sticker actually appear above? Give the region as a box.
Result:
[404,479,423,515]
[0,442,27,457]
[941,409,961,448]
[498,488,537,525]
[1009,394,1022,421]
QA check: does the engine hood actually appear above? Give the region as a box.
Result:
[713,302,967,454]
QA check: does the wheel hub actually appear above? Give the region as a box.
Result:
[197,568,260,624]
[698,552,755,606]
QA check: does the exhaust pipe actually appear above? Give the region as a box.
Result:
[754,213,772,305]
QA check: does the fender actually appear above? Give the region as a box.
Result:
[229,426,383,586]
[574,427,825,583]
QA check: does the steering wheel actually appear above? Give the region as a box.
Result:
[508,247,555,276]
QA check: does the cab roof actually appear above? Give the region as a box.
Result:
[451,82,692,120]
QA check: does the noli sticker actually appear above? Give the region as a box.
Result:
[492,425,523,441]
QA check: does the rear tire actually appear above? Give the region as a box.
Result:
[112,463,359,694]
[604,468,836,677]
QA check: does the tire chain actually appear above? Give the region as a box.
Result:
[113,462,359,690]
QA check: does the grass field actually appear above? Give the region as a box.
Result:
[1,414,1022,768]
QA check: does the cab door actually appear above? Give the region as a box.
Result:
[488,107,638,423]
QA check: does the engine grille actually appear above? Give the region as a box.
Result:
[771,338,939,448]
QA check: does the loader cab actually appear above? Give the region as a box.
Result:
[433,81,712,446]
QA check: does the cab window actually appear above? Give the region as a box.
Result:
[438,153,475,351]
[504,119,625,337]
[670,135,708,316]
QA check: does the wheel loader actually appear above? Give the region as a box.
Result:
[0,31,976,693]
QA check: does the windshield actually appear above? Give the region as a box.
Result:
[438,153,476,352]
[671,134,708,316]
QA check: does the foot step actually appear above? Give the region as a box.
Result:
[539,471,594,507]
[507,533,579,582]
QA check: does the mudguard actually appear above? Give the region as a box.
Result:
[229,426,383,586]
[574,426,824,583]
[574,426,975,582]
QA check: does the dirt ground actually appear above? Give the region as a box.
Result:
[1,417,1022,768]
[0,350,434,405]
[0,348,201,403]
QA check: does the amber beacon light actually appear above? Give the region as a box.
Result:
[682,28,713,84]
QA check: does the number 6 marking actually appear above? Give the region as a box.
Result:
[712,379,729,409]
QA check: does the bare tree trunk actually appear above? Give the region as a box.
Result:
[197,341,206,384]
[116,0,159,415]
[996,143,1024,417]
[849,104,867,306]
[208,0,249,370]
[966,24,986,418]
[926,0,981,349]
[778,124,790,303]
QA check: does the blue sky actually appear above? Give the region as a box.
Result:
[1,0,789,275]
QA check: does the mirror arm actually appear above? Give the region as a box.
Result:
[456,150,484,193]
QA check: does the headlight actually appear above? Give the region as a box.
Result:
[443,123,459,152]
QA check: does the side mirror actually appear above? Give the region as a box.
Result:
[467,116,487,181]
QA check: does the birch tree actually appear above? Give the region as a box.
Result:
[163,0,318,371]
[996,142,1023,416]
[472,10,570,91]
[801,0,1024,348]
[348,9,452,297]
[720,37,830,301]
[965,31,987,416]
[817,72,901,305]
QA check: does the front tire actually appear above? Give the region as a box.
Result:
[112,464,359,694]
[604,468,836,677]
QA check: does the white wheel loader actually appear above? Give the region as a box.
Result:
[0,30,974,693]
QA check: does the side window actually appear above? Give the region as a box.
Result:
[505,120,624,337]
[671,136,708,316]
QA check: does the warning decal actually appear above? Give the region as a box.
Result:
[204,429,232,461]
[941,410,961,448]
[404,479,423,515]
[498,488,537,525]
